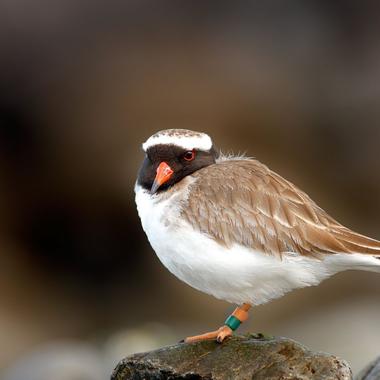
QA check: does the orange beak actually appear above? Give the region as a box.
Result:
[151,162,174,194]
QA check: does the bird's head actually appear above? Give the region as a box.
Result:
[137,129,217,194]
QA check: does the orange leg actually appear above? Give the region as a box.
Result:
[184,303,251,343]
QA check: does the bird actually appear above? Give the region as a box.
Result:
[135,128,380,343]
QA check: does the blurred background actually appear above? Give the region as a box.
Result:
[1,1,380,378]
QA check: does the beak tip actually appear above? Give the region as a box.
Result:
[150,181,159,194]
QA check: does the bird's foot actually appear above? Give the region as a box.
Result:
[184,325,233,344]
[216,325,233,343]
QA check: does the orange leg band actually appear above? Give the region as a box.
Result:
[231,307,249,322]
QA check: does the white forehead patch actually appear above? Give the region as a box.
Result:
[142,129,213,152]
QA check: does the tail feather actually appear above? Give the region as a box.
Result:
[333,226,380,255]
[328,226,380,273]
[337,253,380,273]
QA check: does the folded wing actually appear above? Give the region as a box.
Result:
[182,159,380,257]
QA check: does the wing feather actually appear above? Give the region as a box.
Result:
[181,159,380,257]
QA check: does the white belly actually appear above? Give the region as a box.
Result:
[135,183,373,305]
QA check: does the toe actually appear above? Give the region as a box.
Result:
[216,326,233,343]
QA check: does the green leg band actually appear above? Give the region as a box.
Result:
[224,315,241,331]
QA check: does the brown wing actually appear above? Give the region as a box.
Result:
[181,159,380,257]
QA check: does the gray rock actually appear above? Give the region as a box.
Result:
[111,333,352,380]
[356,357,380,380]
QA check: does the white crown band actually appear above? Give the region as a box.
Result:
[142,130,213,152]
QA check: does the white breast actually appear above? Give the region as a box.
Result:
[135,182,377,306]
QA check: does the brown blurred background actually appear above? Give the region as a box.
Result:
[1,1,380,378]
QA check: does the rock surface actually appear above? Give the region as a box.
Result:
[356,357,380,380]
[111,333,352,380]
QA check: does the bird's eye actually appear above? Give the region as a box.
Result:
[183,150,195,161]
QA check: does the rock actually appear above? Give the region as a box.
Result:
[356,357,380,380]
[111,333,352,380]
